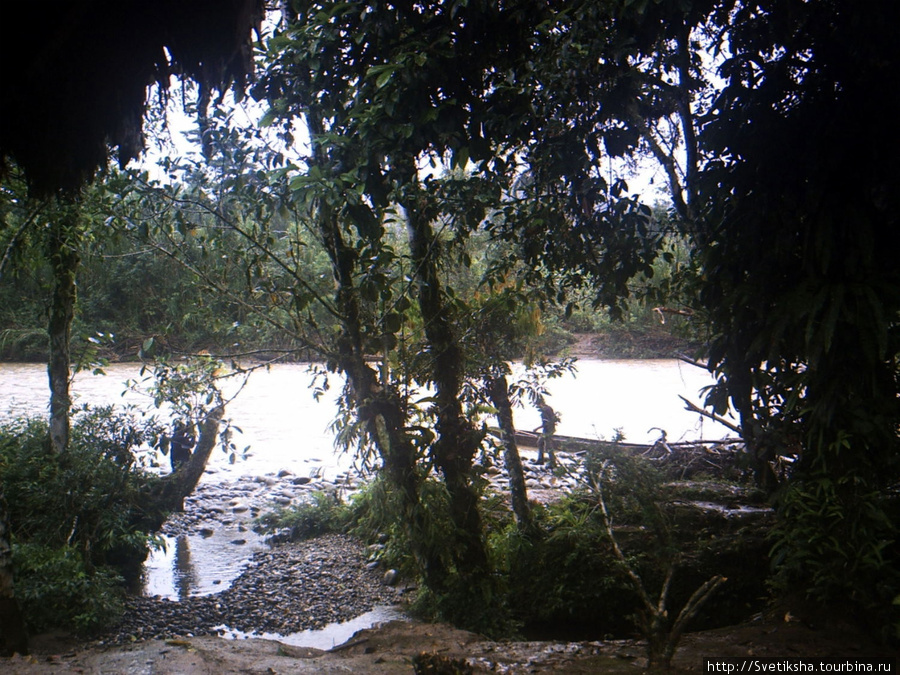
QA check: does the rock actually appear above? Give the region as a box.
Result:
[292,476,312,485]
[199,527,215,538]
[277,469,293,478]
[383,569,399,586]
[232,504,249,513]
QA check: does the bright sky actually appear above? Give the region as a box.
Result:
[139,84,671,207]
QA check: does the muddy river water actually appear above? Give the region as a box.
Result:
[0,358,734,645]
[0,358,732,478]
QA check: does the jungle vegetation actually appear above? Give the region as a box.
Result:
[1,0,898,660]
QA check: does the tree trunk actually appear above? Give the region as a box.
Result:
[406,203,488,578]
[301,109,447,588]
[46,205,81,454]
[487,375,532,531]
[724,350,778,493]
[139,406,225,531]
[0,488,28,656]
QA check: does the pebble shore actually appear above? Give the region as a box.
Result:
[97,453,578,646]
[99,534,403,644]
[96,465,405,645]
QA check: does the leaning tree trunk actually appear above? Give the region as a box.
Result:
[0,488,28,656]
[46,205,81,454]
[406,203,488,578]
[139,406,225,531]
[487,375,533,532]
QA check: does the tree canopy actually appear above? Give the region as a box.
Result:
[2,0,898,647]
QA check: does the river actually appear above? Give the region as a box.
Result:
[0,359,734,643]
[0,358,732,482]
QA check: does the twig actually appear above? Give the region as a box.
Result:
[664,574,728,662]
[596,471,657,614]
[594,460,727,670]
[0,202,46,281]
[679,395,742,436]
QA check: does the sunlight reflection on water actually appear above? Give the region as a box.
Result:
[1,357,735,639]
[1,358,733,479]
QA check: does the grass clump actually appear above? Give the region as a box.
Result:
[254,490,353,542]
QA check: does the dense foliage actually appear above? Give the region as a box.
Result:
[1,0,898,649]
[0,410,163,632]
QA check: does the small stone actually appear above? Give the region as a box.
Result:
[383,569,399,586]
[292,476,312,486]
[232,504,249,513]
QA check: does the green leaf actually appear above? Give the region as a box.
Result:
[259,109,278,128]
[382,312,403,334]
[453,146,470,170]
[367,64,401,90]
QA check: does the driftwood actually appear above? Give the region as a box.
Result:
[514,429,740,452]
[514,429,749,481]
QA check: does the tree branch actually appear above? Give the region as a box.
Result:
[679,395,743,436]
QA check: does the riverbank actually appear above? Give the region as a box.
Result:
[7,600,895,673]
[103,534,404,644]
[0,325,701,365]
[96,454,580,645]
[4,457,895,674]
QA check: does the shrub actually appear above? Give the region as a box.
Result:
[489,496,637,636]
[254,490,352,542]
[769,470,900,642]
[1,407,164,633]
[11,544,124,633]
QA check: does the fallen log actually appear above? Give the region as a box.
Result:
[512,429,739,452]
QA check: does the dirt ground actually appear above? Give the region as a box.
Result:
[4,613,895,674]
